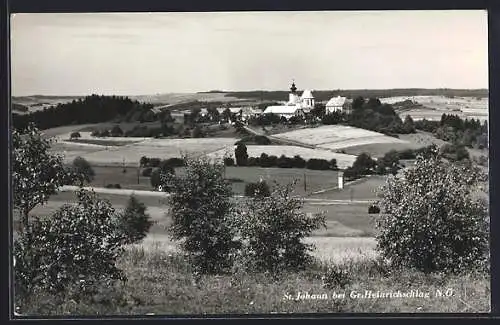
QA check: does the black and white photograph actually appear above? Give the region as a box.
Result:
[10,10,490,316]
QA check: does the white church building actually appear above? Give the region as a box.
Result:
[263,82,315,119]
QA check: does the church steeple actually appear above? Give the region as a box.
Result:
[290,80,297,94]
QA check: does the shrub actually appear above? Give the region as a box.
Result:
[368,205,380,214]
[306,158,331,170]
[141,167,153,177]
[247,157,259,166]
[14,190,126,302]
[244,180,271,198]
[375,150,489,274]
[115,195,154,245]
[276,155,294,168]
[161,155,240,274]
[105,183,121,189]
[235,143,249,166]
[292,155,306,168]
[139,156,149,167]
[321,264,351,289]
[71,156,95,185]
[70,131,81,140]
[224,157,235,166]
[100,130,110,137]
[237,181,326,273]
[90,130,100,137]
[165,157,185,167]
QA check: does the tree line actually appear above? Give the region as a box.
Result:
[12,95,155,131]
[415,114,488,149]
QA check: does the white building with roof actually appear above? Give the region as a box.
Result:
[326,96,347,114]
[263,81,315,119]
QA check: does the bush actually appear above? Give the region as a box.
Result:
[375,150,489,274]
[244,181,271,198]
[14,190,126,301]
[105,183,121,189]
[224,157,235,166]
[292,155,306,168]
[238,182,326,273]
[276,155,294,168]
[306,158,331,170]
[70,131,81,140]
[247,157,259,166]
[141,167,153,177]
[368,205,380,214]
[72,156,95,184]
[139,156,149,167]
[161,156,240,274]
[115,195,154,245]
[164,157,185,167]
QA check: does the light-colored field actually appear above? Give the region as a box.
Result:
[381,96,488,121]
[134,233,377,264]
[208,145,357,169]
[130,92,246,105]
[271,125,409,151]
[53,137,238,165]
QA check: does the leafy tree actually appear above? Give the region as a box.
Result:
[402,115,416,133]
[352,153,377,175]
[375,150,489,273]
[12,124,82,236]
[115,195,154,245]
[70,132,81,140]
[352,96,365,110]
[235,143,249,166]
[14,190,126,303]
[72,156,95,185]
[237,181,326,272]
[161,156,240,274]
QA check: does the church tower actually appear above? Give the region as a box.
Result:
[288,80,299,105]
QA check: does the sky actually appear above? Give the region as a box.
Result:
[10,10,488,96]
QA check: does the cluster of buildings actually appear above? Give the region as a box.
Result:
[262,81,352,120]
[180,81,352,122]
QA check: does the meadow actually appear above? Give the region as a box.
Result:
[272,125,409,150]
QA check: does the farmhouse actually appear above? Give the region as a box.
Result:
[263,81,315,119]
[326,96,351,114]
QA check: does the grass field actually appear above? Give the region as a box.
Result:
[52,137,239,166]
[19,244,490,315]
[381,96,488,121]
[272,125,409,151]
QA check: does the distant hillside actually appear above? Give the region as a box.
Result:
[12,103,29,113]
[225,89,489,102]
[12,94,154,131]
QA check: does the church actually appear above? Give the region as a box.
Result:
[263,81,315,119]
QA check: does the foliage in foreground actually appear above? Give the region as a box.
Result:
[14,190,127,304]
[115,195,154,245]
[160,155,240,274]
[237,181,326,273]
[16,248,490,315]
[375,148,489,274]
